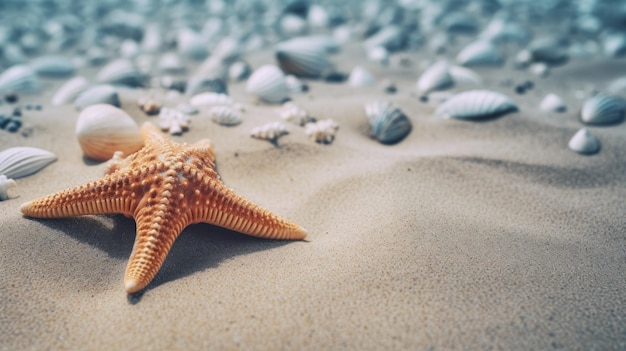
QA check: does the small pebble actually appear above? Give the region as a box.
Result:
[7,119,21,133]
[12,107,21,117]
[4,94,18,103]
[324,72,348,83]
[515,85,526,94]
[0,115,11,129]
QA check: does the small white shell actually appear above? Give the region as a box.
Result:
[365,101,412,144]
[209,105,242,126]
[213,37,241,62]
[347,66,376,87]
[280,102,314,126]
[51,76,90,106]
[157,52,186,73]
[580,95,625,125]
[245,65,290,104]
[435,90,519,120]
[0,175,17,201]
[568,128,600,155]
[29,55,75,77]
[416,61,453,94]
[76,104,143,161]
[250,122,289,142]
[74,84,120,109]
[97,59,144,86]
[189,92,233,107]
[456,41,504,67]
[305,119,339,144]
[158,108,190,135]
[280,14,308,37]
[0,65,40,94]
[275,38,331,78]
[539,93,566,113]
[137,97,161,115]
[0,146,57,179]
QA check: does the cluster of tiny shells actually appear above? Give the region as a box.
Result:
[158,107,189,135]
[305,119,340,144]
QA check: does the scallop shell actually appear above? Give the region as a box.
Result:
[0,174,17,201]
[280,102,314,126]
[0,146,57,179]
[209,105,242,126]
[365,101,412,144]
[275,38,331,78]
[76,104,143,161]
[416,61,453,94]
[456,41,504,67]
[96,59,144,87]
[245,65,290,104]
[435,90,519,120]
[347,66,376,87]
[51,76,90,106]
[189,92,233,107]
[157,52,186,73]
[539,93,566,113]
[580,95,625,125]
[0,65,40,94]
[305,119,339,144]
[29,55,75,77]
[74,84,120,109]
[568,128,600,155]
[250,122,289,142]
[158,108,190,135]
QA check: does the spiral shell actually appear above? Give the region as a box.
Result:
[365,101,412,144]
[568,128,600,155]
[280,102,314,126]
[435,90,518,120]
[250,122,289,142]
[580,94,625,125]
[305,119,339,144]
[0,146,57,179]
[245,65,290,104]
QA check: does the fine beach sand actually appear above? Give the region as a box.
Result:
[2,46,626,350]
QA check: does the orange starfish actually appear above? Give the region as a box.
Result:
[21,122,307,293]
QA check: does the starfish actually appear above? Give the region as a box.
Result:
[20,122,307,294]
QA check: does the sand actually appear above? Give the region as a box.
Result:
[2,45,626,350]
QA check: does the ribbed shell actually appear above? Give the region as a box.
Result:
[568,128,600,155]
[189,92,233,107]
[0,146,57,179]
[210,105,242,126]
[250,122,289,142]
[51,76,90,106]
[0,175,16,201]
[275,38,331,78]
[347,66,376,87]
[0,65,40,94]
[29,55,75,77]
[539,93,566,113]
[456,41,504,67]
[416,61,453,94]
[580,95,625,125]
[97,59,144,87]
[365,101,412,144]
[245,65,290,104]
[76,104,143,161]
[435,90,519,119]
[74,84,120,109]
[305,119,339,144]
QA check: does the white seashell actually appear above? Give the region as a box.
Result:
[603,33,626,58]
[0,65,40,94]
[158,107,190,135]
[416,61,453,94]
[209,105,242,126]
[539,93,566,113]
[347,66,376,87]
[176,103,198,115]
[435,90,519,120]
[0,174,17,201]
[305,119,339,144]
[280,102,314,126]
[29,55,75,77]
[228,61,251,81]
[580,95,625,125]
[0,146,57,179]
[250,122,289,142]
[157,52,186,73]
[97,59,144,86]
[364,101,412,144]
[177,28,209,60]
[285,75,307,94]
[448,65,482,86]
[245,65,290,104]
[568,128,600,155]
[275,38,331,78]
[456,41,504,67]
[74,84,120,109]
[333,25,353,45]
[51,76,90,106]
[76,104,143,161]
[190,92,233,107]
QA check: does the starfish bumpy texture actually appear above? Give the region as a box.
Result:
[20,122,307,293]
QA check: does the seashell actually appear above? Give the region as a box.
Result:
[539,93,566,113]
[435,90,519,120]
[245,65,290,104]
[448,65,482,86]
[97,59,144,87]
[157,52,186,73]
[0,65,40,94]
[364,25,404,51]
[305,119,339,144]
[603,33,626,58]
[479,18,529,44]
[209,105,242,126]
[158,107,190,135]
[416,61,453,94]
[529,62,550,77]
[580,95,625,125]
[347,66,376,87]
[280,102,314,126]
[51,76,90,106]
[189,92,233,107]
[29,55,75,77]
[333,25,353,45]
[568,128,600,155]
[177,28,208,60]
[228,61,251,81]
[275,38,331,78]
[76,104,143,161]
[364,101,412,144]
[0,174,17,201]
[74,84,120,109]
[0,146,57,179]
[137,97,161,115]
[456,41,504,67]
[250,122,289,143]
[185,77,228,96]
[285,75,307,94]
[367,46,389,65]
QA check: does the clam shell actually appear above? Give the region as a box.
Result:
[347,66,376,87]
[76,104,143,161]
[0,146,57,179]
[435,90,519,120]
[539,93,566,113]
[157,52,186,73]
[245,65,290,104]
[305,119,339,144]
[568,128,600,155]
[416,61,453,94]
[0,65,40,94]
[29,55,75,77]
[190,92,233,107]
[96,59,144,87]
[210,105,242,126]
[158,108,189,135]
[580,95,625,125]
[275,38,331,78]
[365,101,412,144]
[74,84,120,109]
[250,122,289,142]
[456,41,504,67]
[0,175,17,201]
[51,76,90,106]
